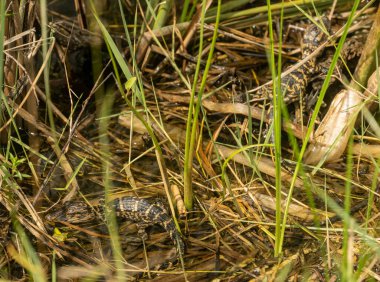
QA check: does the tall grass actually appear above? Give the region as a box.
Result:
[183,0,222,210]
[1,1,46,281]
[1,0,379,280]
[40,0,54,135]
[278,0,361,255]
[92,1,185,279]
[264,0,284,257]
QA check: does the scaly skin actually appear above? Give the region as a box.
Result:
[46,196,185,256]
[257,17,330,105]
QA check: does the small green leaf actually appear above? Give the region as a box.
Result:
[125,77,136,91]
[52,228,68,242]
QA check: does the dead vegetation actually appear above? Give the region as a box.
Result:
[0,0,380,281]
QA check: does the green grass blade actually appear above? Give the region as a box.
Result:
[13,220,46,282]
[183,0,221,210]
[39,0,54,135]
[265,0,284,257]
[153,0,172,30]
[341,134,354,280]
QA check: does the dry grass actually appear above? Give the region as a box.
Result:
[0,0,379,281]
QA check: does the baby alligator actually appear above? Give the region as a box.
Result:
[46,197,185,256]
[257,17,330,106]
